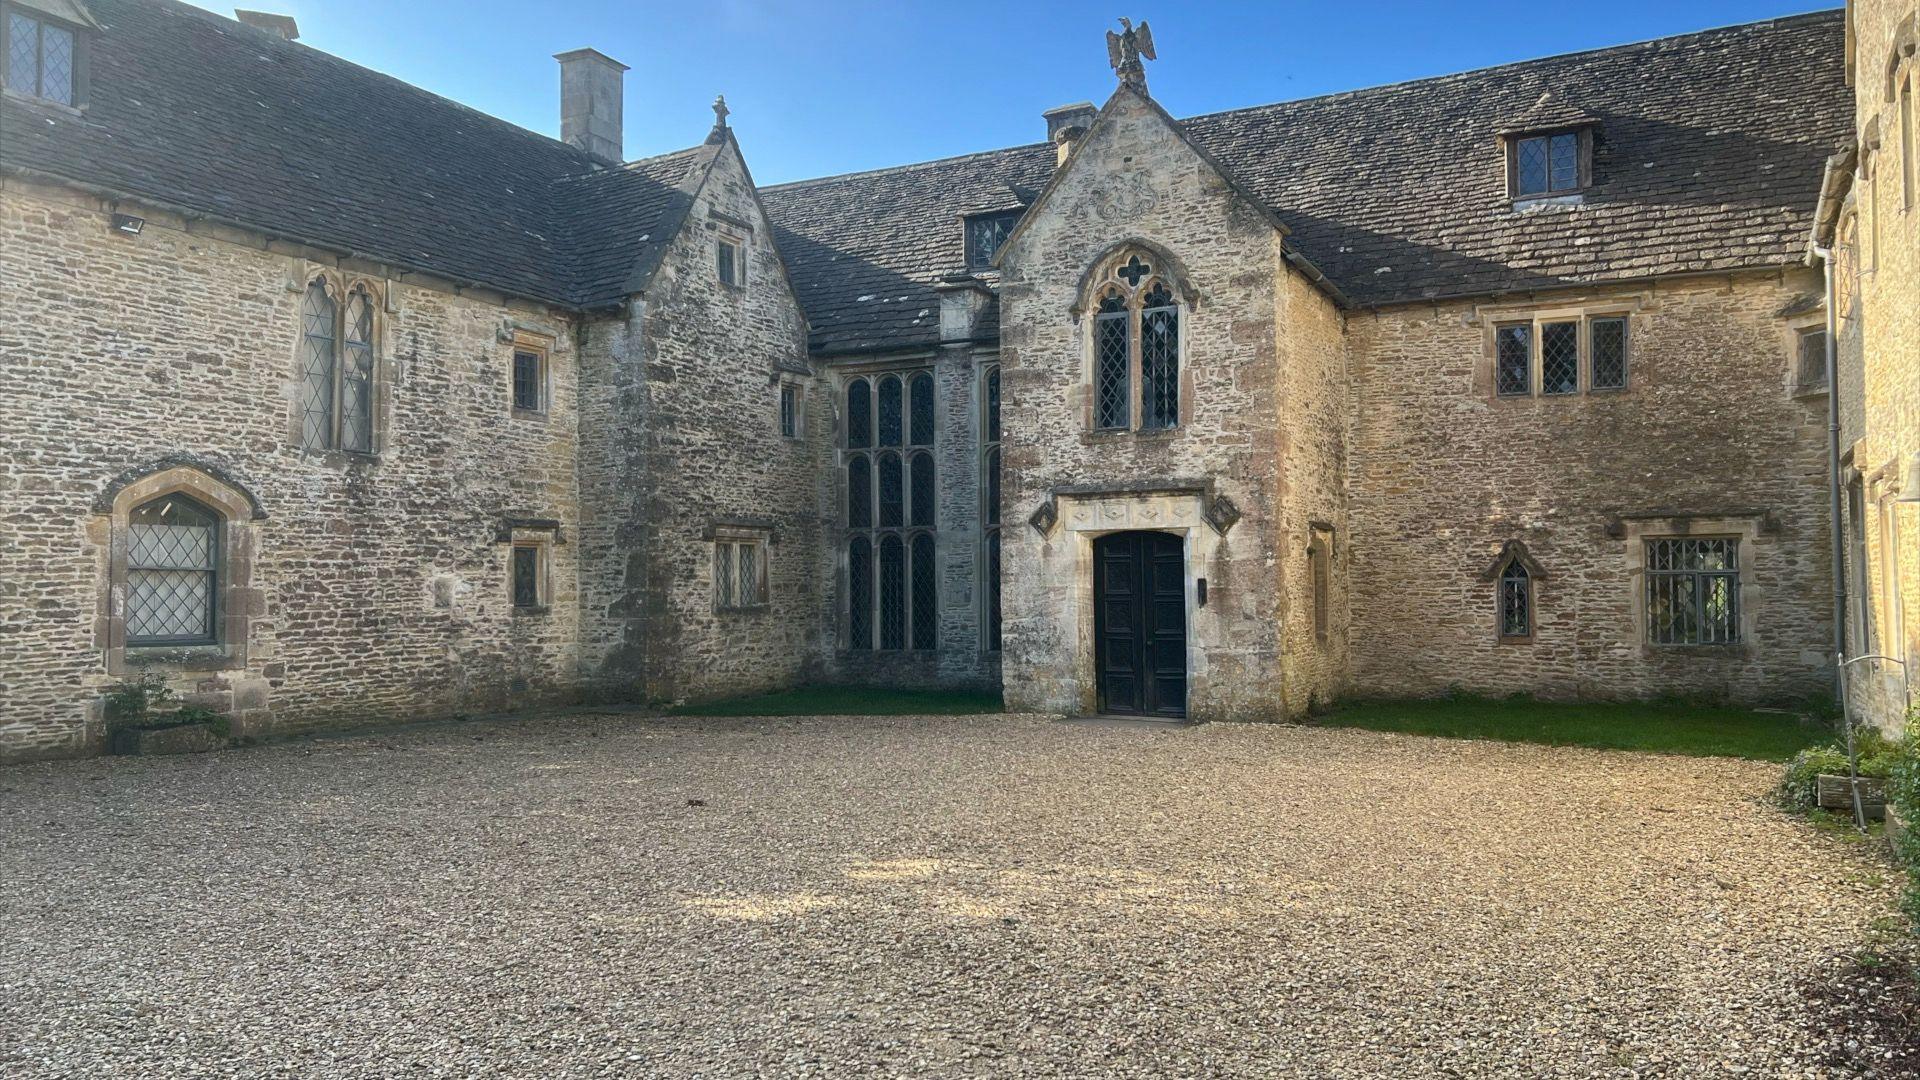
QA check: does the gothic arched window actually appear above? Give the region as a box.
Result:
[1499,562,1532,641]
[297,276,379,453]
[1085,251,1183,432]
[981,364,1002,653]
[842,370,937,651]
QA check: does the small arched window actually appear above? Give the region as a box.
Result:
[847,380,872,449]
[297,277,378,453]
[1499,562,1533,641]
[1086,252,1183,432]
[909,373,935,446]
[126,494,220,646]
[877,375,903,446]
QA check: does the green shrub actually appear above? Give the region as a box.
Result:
[102,673,227,735]
[1779,744,1857,808]
[1888,714,1920,924]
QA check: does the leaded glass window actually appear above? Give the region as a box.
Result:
[1795,327,1829,391]
[911,534,937,649]
[1495,324,1531,396]
[986,531,1002,653]
[848,537,872,649]
[847,379,871,449]
[298,278,382,452]
[1513,131,1582,197]
[1590,317,1628,390]
[878,451,903,527]
[714,538,768,611]
[965,211,1021,269]
[4,11,77,106]
[780,383,801,438]
[126,495,218,645]
[877,375,903,447]
[985,447,1000,527]
[982,365,1002,653]
[843,370,937,651]
[1646,538,1740,645]
[1141,283,1179,429]
[1094,291,1130,429]
[909,373,935,446]
[512,545,543,609]
[1541,321,1579,395]
[1499,561,1532,640]
[879,535,906,650]
[985,367,1000,443]
[909,451,935,527]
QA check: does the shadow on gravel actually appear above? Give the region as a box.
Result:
[1803,951,1920,1076]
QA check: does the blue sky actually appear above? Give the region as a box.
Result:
[189,1,1835,184]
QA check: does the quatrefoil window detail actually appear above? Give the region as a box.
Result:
[1115,255,1152,288]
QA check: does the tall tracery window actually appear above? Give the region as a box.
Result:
[298,277,376,453]
[982,365,1002,652]
[844,371,937,650]
[125,494,220,646]
[1499,561,1532,641]
[1087,252,1182,432]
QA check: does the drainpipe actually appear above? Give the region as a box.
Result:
[1808,242,1864,826]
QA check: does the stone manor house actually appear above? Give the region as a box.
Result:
[1,0,1913,761]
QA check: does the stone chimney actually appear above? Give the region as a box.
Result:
[1043,102,1097,166]
[555,48,628,166]
[234,10,299,41]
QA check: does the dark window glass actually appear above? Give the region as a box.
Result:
[909,372,934,446]
[1796,327,1830,390]
[986,367,1000,443]
[877,375,902,446]
[846,379,871,449]
[342,288,376,451]
[847,454,871,527]
[1499,561,1531,639]
[1141,283,1179,429]
[717,239,739,286]
[512,350,542,411]
[512,546,541,608]
[878,451,903,527]
[1515,133,1582,197]
[1591,317,1628,390]
[1541,321,1578,395]
[909,451,935,527]
[879,535,906,650]
[985,446,1000,527]
[714,542,736,609]
[5,12,74,105]
[780,383,799,437]
[986,531,1002,652]
[1646,538,1740,645]
[965,211,1020,269]
[298,280,338,450]
[1495,324,1531,396]
[848,538,872,650]
[1095,292,1130,428]
[126,495,218,645]
[911,533,937,649]
[1311,540,1330,641]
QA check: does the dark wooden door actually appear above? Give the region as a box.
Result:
[1093,530,1187,718]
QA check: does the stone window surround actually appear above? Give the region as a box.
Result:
[1616,512,1767,656]
[1473,295,1647,401]
[1784,311,1830,398]
[1503,126,1594,203]
[94,463,263,676]
[500,520,560,615]
[709,213,750,291]
[1306,523,1334,644]
[508,329,552,420]
[703,519,778,617]
[774,371,806,440]
[0,1,91,112]
[1075,243,1195,438]
[288,269,389,457]
[1481,539,1547,645]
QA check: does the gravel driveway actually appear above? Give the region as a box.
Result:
[0,712,1895,1077]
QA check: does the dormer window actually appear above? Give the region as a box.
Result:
[2,3,92,108]
[1509,129,1589,198]
[964,210,1021,270]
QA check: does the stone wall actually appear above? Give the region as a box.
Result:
[1345,271,1835,704]
[0,176,585,761]
[579,137,830,705]
[1839,0,1919,733]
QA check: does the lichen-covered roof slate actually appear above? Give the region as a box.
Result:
[0,2,1851,349]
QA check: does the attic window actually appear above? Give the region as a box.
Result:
[964,211,1021,270]
[1509,130,1588,198]
[3,5,88,107]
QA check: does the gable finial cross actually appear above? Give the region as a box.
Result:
[1105,17,1156,89]
[712,94,730,130]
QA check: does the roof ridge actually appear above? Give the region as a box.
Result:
[760,8,1843,192]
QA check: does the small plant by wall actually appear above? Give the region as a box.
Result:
[103,673,228,737]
